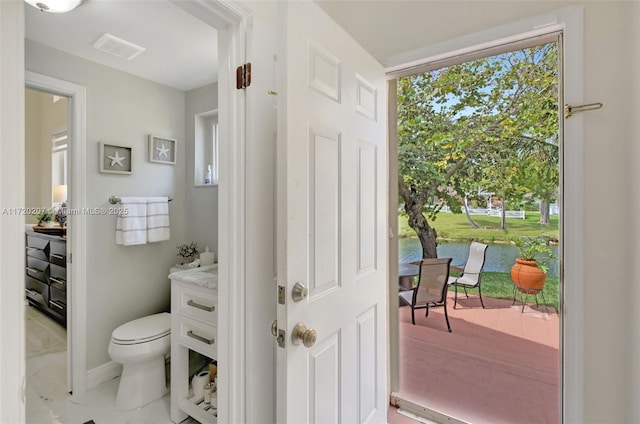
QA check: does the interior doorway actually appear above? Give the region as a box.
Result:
[388,32,563,424]
[24,86,72,414]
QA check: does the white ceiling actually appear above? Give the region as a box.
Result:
[25,0,576,92]
[315,0,577,67]
[25,0,219,92]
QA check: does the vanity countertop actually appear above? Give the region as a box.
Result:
[169,264,218,291]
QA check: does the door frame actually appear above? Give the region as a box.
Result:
[25,72,87,397]
[386,5,585,423]
[0,0,252,421]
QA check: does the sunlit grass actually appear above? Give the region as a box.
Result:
[398,211,559,243]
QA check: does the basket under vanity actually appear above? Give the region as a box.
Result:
[170,265,218,424]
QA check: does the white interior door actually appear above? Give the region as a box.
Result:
[276,1,387,423]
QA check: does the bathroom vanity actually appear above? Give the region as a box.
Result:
[170,265,218,424]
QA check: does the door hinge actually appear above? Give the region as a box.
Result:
[236,62,252,89]
[68,253,72,264]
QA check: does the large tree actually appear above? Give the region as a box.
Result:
[398,43,558,258]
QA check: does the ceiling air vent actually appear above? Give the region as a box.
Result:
[92,33,145,60]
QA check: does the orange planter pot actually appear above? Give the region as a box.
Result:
[511,258,547,294]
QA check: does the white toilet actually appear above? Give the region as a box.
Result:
[108,312,171,410]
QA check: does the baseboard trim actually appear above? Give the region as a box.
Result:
[86,361,122,390]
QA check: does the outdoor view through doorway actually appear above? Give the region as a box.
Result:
[395,39,560,423]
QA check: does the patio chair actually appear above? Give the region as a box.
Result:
[399,257,453,332]
[448,241,488,309]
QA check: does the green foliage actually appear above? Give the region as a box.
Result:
[398,42,559,248]
[177,242,199,258]
[513,236,556,273]
[35,208,55,225]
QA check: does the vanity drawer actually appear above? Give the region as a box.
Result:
[25,275,48,306]
[26,257,49,282]
[49,241,66,266]
[176,285,217,323]
[175,315,217,358]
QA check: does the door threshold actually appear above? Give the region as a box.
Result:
[391,393,467,424]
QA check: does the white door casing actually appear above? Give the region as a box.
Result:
[276,1,388,423]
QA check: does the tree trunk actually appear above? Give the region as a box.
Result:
[464,197,479,228]
[539,199,550,225]
[500,206,507,231]
[399,180,438,258]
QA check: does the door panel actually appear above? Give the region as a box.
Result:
[276,1,387,422]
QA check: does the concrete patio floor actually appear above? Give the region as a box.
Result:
[388,291,559,424]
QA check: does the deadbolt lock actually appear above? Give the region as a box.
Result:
[292,282,308,302]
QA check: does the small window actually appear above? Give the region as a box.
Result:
[194,110,218,186]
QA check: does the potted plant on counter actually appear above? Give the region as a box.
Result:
[511,236,555,294]
[35,208,56,228]
[177,242,199,264]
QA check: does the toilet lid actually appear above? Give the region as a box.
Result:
[112,312,170,343]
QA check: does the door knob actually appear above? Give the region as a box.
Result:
[291,323,317,348]
[271,320,278,337]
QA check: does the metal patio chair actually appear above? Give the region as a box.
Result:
[448,241,488,309]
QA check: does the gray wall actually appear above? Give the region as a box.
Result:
[26,39,189,368]
[185,83,218,257]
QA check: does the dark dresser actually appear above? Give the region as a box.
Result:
[25,231,67,326]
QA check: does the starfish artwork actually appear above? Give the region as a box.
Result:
[155,143,170,159]
[107,149,126,167]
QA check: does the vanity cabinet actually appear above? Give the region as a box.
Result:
[25,231,67,326]
[170,269,218,424]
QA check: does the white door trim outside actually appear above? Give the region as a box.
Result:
[386,6,584,423]
[25,71,87,398]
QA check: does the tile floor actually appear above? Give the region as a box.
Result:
[390,291,559,424]
[25,305,197,424]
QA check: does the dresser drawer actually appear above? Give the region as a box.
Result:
[175,315,217,358]
[49,274,67,292]
[26,256,49,282]
[176,284,217,324]
[49,287,67,319]
[49,241,66,266]
[25,275,48,306]
[26,245,48,261]
[26,234,49,250]
[50,264,67,289]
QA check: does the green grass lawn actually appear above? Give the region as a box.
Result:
[398,211,559,243]
[448,270,559,311]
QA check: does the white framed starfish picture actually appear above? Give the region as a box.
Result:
[99,142,132,174]
[148,135,176,165]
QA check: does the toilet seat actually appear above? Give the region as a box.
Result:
[111,312,170,345]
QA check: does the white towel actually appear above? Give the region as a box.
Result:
[147,196,170,242]
[115,197,148,246]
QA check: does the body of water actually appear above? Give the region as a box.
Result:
[399,238,559,278]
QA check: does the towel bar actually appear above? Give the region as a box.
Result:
[108,195,173,204]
